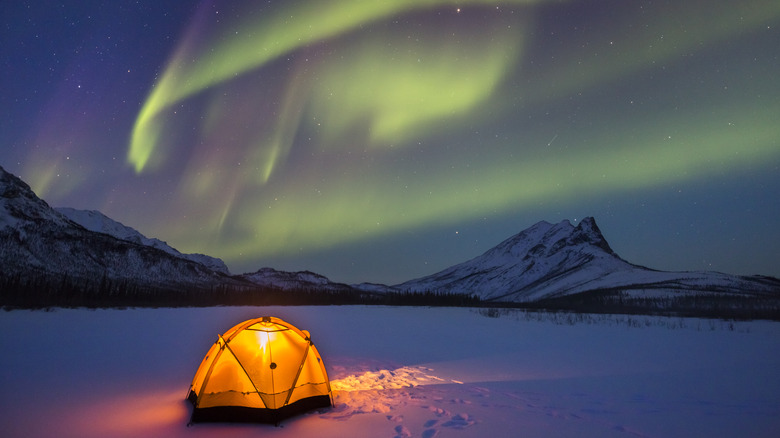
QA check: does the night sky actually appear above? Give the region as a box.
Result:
[2,0,779,284]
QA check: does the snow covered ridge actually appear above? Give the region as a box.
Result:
[0,166,233,288]
[238,267,355,292]
[0,165,76,231]
[55,207,230,275]
[1,166,356,297]
[1,165,778,310]
[395,217,780,302]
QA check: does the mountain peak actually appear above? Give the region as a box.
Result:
[1,166,230,286]
[482,216,611,260]
[397,216,629,301]
[572,216,615,255]
[398,215,780,302]
[1,165,74,229]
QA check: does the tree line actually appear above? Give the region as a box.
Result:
[0,272,480,309]
[2,272,778,320]
[526,289,780,321]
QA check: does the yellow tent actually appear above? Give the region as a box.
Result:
[187,316,332,423]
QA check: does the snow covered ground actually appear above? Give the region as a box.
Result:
[1,306,778,438]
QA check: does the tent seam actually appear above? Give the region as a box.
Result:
[222,334,266,407]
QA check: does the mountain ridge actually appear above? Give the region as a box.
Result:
[1,165,778,307]
[56,207,231,275]
[395,217,779,302]
[238,267,356,292]
[0,166,233,288]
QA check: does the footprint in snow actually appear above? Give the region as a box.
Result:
[449,397,472,405]
[423,419,438,428]
[425,406,450,417]
[422,428,439,438]
[441,413,478,430]
[393,424,411,438]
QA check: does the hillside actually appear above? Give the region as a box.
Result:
[0,166,231,290]
[396,217,780,303]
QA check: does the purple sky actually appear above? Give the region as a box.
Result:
[2,0,779,284]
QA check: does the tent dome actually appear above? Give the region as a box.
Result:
[187,316,332,423]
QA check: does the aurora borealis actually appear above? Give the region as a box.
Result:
[2,0,779,283]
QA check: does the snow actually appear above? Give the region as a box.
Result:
[55,207,231,275]
[240,267,352,291]
[1,306,778,438]
[0,204,20,229]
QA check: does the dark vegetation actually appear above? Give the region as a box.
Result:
[525,289,780,321]
[0,272,480,309]
[2,273,778,320]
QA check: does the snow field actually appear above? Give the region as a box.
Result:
[0,305,778,437]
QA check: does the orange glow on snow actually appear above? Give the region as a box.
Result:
[67,387,187,436]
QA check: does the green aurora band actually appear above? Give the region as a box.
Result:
[129,0,550,173]
[166,100,780,261]
[127,0,780,264]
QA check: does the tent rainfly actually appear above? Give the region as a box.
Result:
[187,316,332,423]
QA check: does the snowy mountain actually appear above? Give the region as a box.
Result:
[351,282,401,294]
[395,217,780,302]
[3,164,777,311]
[56,207,230,275]
[239,267,355,292]
[0,166,231,288]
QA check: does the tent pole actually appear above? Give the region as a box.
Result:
[281,339,310,408]
[222,335,266,409]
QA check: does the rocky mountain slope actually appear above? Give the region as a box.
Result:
[56,207,230,275]
[238,267,355,292]
[3,165,777,309]
[0,166,231,288]
[395,217,780,302]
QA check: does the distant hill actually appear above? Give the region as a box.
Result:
[238,267,355,292]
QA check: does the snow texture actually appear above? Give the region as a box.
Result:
[0,166,230,286]
[56,207,230,275]
[1,306,778,438]
[239,267,354,291]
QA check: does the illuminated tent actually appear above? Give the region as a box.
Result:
[187,316,332,423]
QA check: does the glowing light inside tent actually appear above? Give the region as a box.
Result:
[188,317,331,421]
[255,330,270,354]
